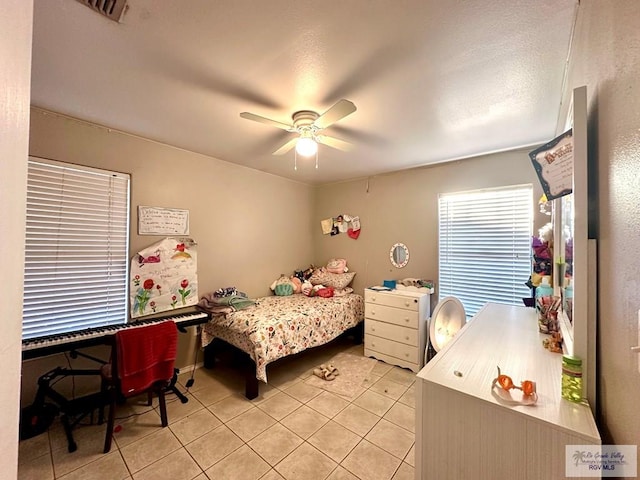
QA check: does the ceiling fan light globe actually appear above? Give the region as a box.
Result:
[295,137,318,156]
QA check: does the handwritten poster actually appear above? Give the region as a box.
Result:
[138,206,190,235]
[528,129,573,200]
[130,237,198,318]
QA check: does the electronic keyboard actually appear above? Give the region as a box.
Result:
[21,309,210,360]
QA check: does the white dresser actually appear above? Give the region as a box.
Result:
[415,303,600,479]
[364,287,432,373]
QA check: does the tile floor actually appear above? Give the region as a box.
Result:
[18,339,417,480]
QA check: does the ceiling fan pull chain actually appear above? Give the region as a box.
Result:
[315,152,319,169]
[294,151,298,171]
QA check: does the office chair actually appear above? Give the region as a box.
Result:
[100,320,178,453]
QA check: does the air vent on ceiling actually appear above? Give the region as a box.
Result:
[75,0,128,23]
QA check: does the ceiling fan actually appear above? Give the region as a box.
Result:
[240,99,357,157]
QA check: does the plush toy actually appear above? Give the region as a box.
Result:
[301,281,329,297]
[295,265,316,281]
[538,222,553,244]
[316,286,335,298]
[301,281,315,296]
[270,275,295,296]
[532,222,554,276]
[303,265,315,279]
[290,276,302,294]
[326,258,348,273]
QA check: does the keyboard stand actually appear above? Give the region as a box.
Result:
[23,351,190,452]
[28,366,107,452]
[21,317,207,449]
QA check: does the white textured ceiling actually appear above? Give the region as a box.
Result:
[31,0,577,184]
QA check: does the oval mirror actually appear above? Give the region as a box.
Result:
[390,243,409,268]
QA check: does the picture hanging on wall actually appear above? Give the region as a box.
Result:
[129,237,198,318]
[138,205,190,235]
[528,129,573,200]
[320,214,361,239]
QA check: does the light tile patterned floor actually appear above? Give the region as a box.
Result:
[18,339,416,480]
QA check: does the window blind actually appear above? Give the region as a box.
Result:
[438,185,533,317]
[23,157,130,340]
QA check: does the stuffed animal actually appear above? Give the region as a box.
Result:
[270,275,295,296]
[295,265,316,281]
[326,258,348,274]
[538,222,553,244]
[301,281,315,296]
[290,276,302,294]
[303,265,315,279]
[301,281,328,297]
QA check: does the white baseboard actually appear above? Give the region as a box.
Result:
[177,361,204,375]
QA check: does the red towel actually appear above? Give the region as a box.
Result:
[116,321,177,396]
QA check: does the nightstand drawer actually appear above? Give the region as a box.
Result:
[365,289,419,311]
[365,334,420,364]
[365,319,418,346]
[365,303,418,329]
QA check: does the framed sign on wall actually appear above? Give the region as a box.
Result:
[138,205,189,235]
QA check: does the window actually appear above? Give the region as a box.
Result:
[22,157,130,340]
[438,185,533,317]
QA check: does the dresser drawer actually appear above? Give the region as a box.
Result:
[365,334,421,364]
[365,319,418,346]
[365,303,418,329]
[365,289,419,311]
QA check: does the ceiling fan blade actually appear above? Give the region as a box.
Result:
[313,99,357,129]
[316,135,354,152]
[240,112,295,131]
[272,137,298,155]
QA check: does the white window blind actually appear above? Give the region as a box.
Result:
[438,185,533,317]
[23,157,130,340]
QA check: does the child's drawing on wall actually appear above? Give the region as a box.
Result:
[130,237,198,318]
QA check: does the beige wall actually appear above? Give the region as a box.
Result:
[22,108,315,405]
[1,0,32,476]
[29,108,315,299]
[566,0,640,447]
[313,149,548,302]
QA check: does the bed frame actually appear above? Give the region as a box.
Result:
[203,322,363,399]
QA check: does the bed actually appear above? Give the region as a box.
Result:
[200,292,365,399]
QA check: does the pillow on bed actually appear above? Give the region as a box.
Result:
[309,269,356,289]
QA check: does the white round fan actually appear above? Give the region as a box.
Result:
[426,297,467,363]
[240,99,357,156]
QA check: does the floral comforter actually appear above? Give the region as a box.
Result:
[200,293,364,382]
